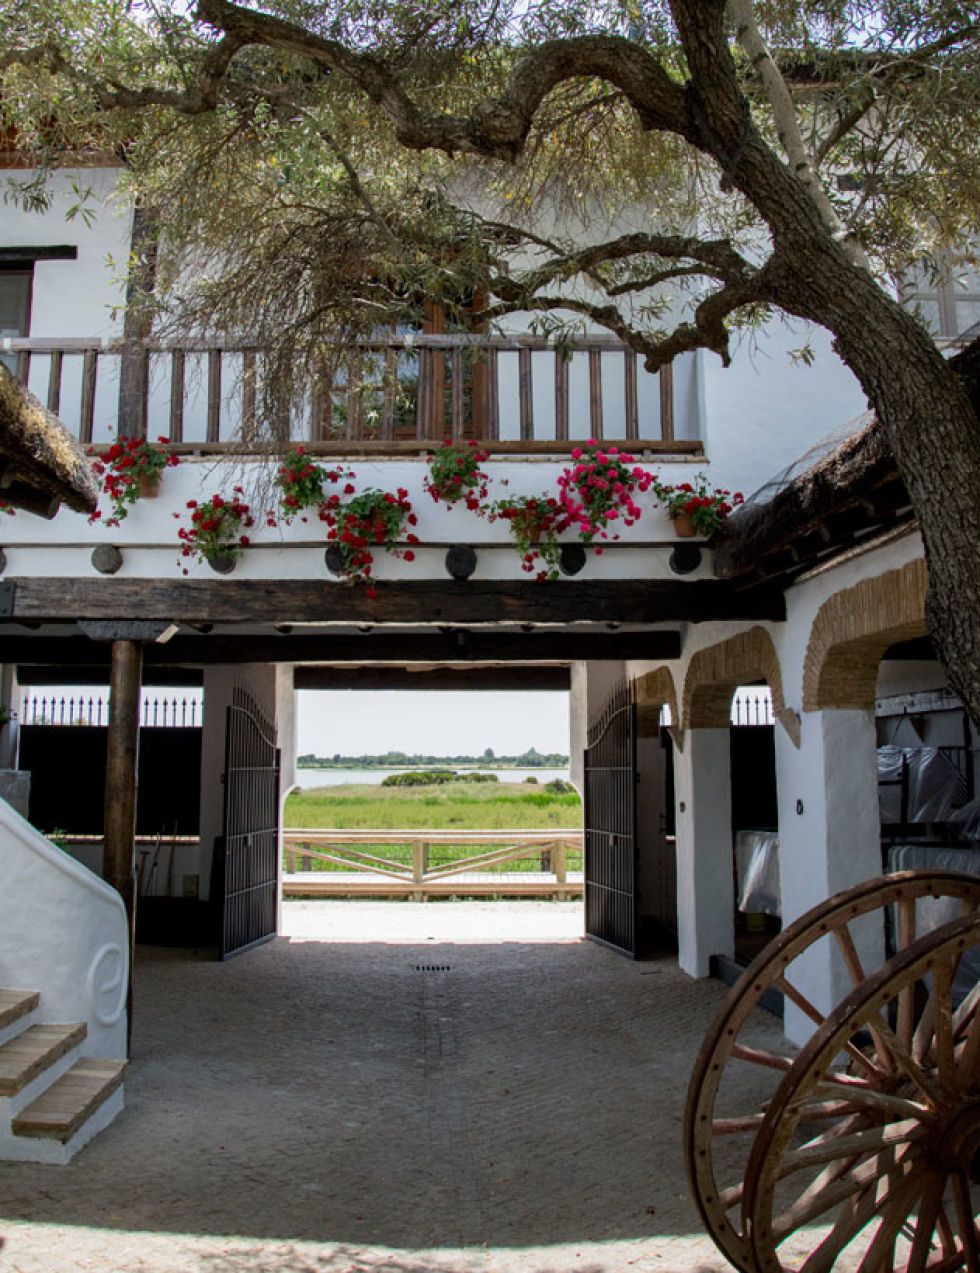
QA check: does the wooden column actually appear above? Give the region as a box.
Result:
[103,639,143,1049]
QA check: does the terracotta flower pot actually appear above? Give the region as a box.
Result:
[137,472,161,499]
[672,511,697,538]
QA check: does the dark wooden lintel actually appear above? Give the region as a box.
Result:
[4,628,682,668]
[5,578,784,626]
[294,666,571,691]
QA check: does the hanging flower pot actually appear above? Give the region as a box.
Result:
[89,436,180,526]
[654,475,745,539]
[672,511,697,538]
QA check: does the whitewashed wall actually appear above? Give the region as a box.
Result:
[0,166,872,499]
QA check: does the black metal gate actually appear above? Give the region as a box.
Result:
[217,687,281,960]
[584,677,639,957]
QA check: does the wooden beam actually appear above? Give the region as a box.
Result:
[294,667,571,691]
[102,639,141,1054]
[5,578,784,625]
[4,628,681,667]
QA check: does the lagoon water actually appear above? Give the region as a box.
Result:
[293,766,572,788]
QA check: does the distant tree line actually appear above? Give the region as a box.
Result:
[297,747,569,769]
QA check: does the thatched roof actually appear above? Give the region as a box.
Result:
[0,364,98,517]
[713,336,979,584]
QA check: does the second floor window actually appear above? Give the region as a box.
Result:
[0,266,32,374]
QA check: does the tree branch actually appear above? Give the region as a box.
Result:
[730,0,869,270]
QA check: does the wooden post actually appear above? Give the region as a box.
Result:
[554,840,567,901]
[412,839,428,902]
[103,639,142,1053]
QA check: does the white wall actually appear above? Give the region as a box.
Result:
[699,324,867,499]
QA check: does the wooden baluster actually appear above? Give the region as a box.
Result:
[241,349,256,444]
[484,347,499,441]
[381,347,397,442]
[659,361,675,441]
[518,347,534,442]
[79,350,98,444]
[14,350,30,387]
[554,350,569,442]
[46,350,63,416]
[415,349,430,441]
[624,350,639,440]
[588,347,603,439]
[346,354,361,441]
[451,347,464,440]
[206,349,222,443]
[168,349,185,443]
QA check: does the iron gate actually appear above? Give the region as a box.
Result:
[218,687,281,960]
[584,677,639,957]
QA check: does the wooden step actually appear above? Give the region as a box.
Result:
[12,1059,127,1143]
[0,1023,87,1096]
[0,990,40,1032]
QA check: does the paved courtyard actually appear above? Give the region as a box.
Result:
[0,901,771,1272]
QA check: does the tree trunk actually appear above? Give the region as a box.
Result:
[771,250,980,726]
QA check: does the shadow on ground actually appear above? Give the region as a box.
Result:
[0,920,761,1259]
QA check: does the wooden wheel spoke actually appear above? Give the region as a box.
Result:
[772,1145,914,1240]
[908,1172,948,1273]
[718,1181,744,1211]
[933,958,959,1093]
[953,983,980,1040]
[813,1077,932,1120]
[951,1172,980,1273]
[955,994,980,1094]
[835,923,869,987]
[776,974,825,1026]
[786,1155,912,1270]
[777,1118,921,1178]
[731,1041,794,1072]
[712,1113,766,1135]
[856,1171,931,1273]
[868,1012,946,1106]
[898,896,918,1046]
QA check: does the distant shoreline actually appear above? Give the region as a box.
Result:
[297,762,569,771]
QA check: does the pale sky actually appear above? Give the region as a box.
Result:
[296,690,570,757]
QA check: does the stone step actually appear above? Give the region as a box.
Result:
[0,990,40,1033]
[12,1059,127,1144]
[0,1023,87,1097]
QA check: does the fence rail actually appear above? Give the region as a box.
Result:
[283,828,584,899]
[3,334,680,451]
[21,694,201,728]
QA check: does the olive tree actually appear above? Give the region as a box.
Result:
[2,0,979,714]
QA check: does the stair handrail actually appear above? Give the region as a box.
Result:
[0,796,128,1058]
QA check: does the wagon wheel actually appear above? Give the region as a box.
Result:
[744,912,980,1272]
[684,872,980,1272]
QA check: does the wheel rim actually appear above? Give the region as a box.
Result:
[745,912,980,1272]
[684,871,980,1271]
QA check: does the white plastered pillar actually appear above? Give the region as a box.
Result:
[775,708,882,1043]
[675,728,734,978]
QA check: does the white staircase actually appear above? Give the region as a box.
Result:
[0,988,126,1164]
[0,795,131,1164]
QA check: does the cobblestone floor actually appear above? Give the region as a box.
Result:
[0,902,780,1273]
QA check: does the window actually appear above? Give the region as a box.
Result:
[900,250,980,341]
[0,266,32,374]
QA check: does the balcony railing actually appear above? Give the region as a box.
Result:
[2,334,692,453]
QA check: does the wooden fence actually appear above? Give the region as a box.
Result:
[282,828,584,899]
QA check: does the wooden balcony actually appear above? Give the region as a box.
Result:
[2,334,698,455]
